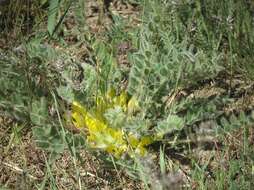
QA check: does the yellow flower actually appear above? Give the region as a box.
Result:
[71,90,154,158]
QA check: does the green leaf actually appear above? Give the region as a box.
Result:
[156,114,184,137]
[104,106,126,129]
[40,0,48,6]
[72,134,86,148]
[32,125,65,153]
[47,0,60,35]
[159,147,166,174]
[30,97,48,126]
[57,85,75,103]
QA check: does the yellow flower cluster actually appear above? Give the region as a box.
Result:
[71,90,154,158]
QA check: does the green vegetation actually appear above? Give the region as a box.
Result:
[1,0,254,189]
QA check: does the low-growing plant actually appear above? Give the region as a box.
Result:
[1,0,254,189]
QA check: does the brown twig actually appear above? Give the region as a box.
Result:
[2,161,40,180]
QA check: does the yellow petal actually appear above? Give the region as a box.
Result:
[72,101,87,116]
[127,96,140,115]
[107,88,116,99]
[118,91,128,107]
[139,136,154,146]
[72,102,88,128]
[135,146,147,156]
[128,134,139,147]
